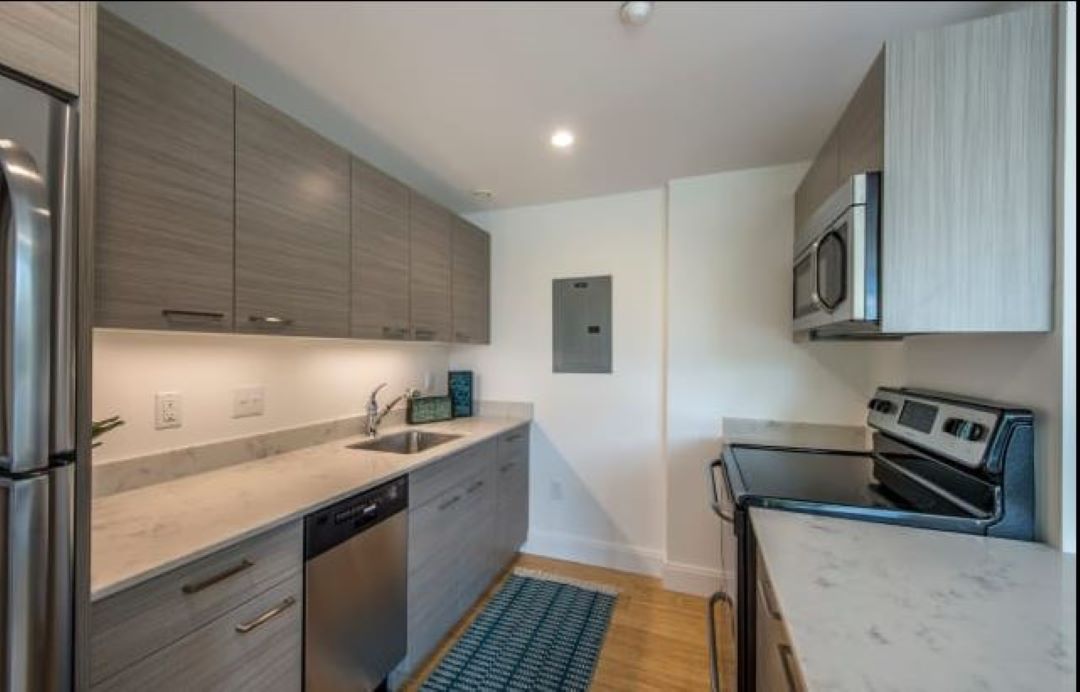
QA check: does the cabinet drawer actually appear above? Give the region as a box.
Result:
[93,572,302,692]
[91,522,302,684]
[496,425,529,463]
[410,438,496,509]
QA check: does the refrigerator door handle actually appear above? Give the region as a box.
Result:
[49,106,77,459]
[0,138,53,473]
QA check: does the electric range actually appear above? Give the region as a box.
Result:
[705,387,1035,692]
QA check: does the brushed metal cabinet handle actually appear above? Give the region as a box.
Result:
[707,590,733,692]
[181,559,254,595]
[499,461,515,473]
[438,494,461,511]
[235,596,296,634]
[381,326,408,339]
[779,644,804,692]
[413,327,437,341]
[466,479,485,494]
[504,433,523,443]
[162,309,226,321]
[455,331,472,343]
[248,315,294,327]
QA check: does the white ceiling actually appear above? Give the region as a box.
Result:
[108,1,1004,212]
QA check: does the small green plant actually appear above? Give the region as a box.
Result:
[91,415,125,448]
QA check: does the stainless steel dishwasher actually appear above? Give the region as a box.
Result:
[304,476,408,692]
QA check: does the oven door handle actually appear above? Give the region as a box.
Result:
[707,459,735,523]
[708,589,733,692]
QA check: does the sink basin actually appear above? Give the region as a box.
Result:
[347,430,462,455]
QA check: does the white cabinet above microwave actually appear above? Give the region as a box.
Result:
[794,4,1056,338]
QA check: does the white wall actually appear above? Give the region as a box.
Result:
[93,330,449,463]
[665,164,905,583]
[1059,1,1077,554]
[449,189,668,574]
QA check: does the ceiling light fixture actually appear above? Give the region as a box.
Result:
[550,129,575,149]
[471,189,495,200]
[620,1,654,26]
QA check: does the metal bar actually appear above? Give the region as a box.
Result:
[707,590,732,692]
[707,459,735,523]
[180,559,254,595]
[234,596,296,634]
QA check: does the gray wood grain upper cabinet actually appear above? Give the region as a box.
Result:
[793,129,838,236]
[837,51,884,181]
[882,5,1055,332]
[0,2,79,94]
[351,158,411,340]
[235,89,351,337]
[794,51,884,238]
[794,5,1055,334]
[408,193,453,342]
[451,218,491,345]
[95,11,236,332]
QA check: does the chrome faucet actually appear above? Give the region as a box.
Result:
[366,383,419,437]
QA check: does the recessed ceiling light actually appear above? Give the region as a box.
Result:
[471,189,495,200]
[620,1,654,26]
[550,129,575,149]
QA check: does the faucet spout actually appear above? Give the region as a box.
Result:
[365,385,418,437]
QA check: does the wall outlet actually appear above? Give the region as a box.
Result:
[155,392,182,430]
[233,386,265,419]
[549,480,564,502]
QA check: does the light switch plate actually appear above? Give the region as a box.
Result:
[233,386,265,419]
[155,392,182,430]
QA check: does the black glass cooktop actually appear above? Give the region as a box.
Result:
[721,444,982,521]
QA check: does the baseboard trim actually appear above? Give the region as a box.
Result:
[522,530,664,578]
[662,560,723,597]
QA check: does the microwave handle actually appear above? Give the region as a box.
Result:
[808,237,827,312]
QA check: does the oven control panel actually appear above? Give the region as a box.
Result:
[866,388,1000,470]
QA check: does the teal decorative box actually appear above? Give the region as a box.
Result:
[407,395,452,424]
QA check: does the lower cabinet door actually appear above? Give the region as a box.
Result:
[406,482,470,672]
[457,465,497,611]
[92,573,302,692]
[496,450,529,567]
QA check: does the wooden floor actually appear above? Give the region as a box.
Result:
[404,553,736,691]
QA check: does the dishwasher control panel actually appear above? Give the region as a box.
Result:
[304,475,408,560]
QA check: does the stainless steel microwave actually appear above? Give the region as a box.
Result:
[793,172,881,337]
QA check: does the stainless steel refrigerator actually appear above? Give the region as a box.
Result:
[1,69,78,691]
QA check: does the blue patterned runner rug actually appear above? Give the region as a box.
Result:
[420,568,618,691]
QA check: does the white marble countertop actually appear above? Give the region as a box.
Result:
[91,415,530,601]
[751,508,1076,692]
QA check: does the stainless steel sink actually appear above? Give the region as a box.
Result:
[347,430,462,455]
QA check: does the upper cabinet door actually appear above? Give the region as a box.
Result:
[351,158,410,340]
[882,5,1055,332]
[793,129,838,237]
[836,51,885,181]
[451,219,490,345]
[95,11,235,332]
[0,2,79,94]
[235,90,350,337]
[409,193,452,342]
